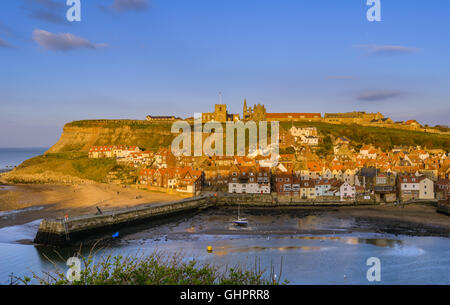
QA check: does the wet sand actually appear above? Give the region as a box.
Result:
[117,204,450,242]
[0,184,185,228]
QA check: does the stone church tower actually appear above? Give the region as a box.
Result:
[243,99,250,121]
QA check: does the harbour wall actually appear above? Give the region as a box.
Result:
[34,194,215,246]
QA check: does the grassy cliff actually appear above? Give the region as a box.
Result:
[2,152,118,184]
[48,120,176,153]
[50,119,450,153]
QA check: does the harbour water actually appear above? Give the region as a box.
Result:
[0,208,449,285]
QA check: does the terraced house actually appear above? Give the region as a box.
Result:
[138,167,202,194]
[228,166,271,194]
[398,175,420,202]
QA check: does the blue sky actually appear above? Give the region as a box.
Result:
[0,0,449,147]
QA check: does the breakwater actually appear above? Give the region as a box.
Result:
[34,194,215,246]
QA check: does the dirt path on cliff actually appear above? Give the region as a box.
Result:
[0,184,184,228]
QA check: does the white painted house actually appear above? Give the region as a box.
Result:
[228,182,271,194]
[419,176,434,200]
[315,180,333,197]
[340,182,356,201]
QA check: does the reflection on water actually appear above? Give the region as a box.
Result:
[0,208,449,285]
[213,245,325,256]
[297,215,354,231]
[274,236,403,248]
[344,237,403,248]
[278,236,341,241]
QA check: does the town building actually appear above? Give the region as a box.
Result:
[418,176,434,200]
[139,167,202,194]
[315,179,334,197]
[340,182,356,201]
[154,148,177,168]
[435,179,450,200]
[300,180,316,199]
[88,145,142,159]
[374,173,397,203]
[228,166,271,194]
[398,175,420,202]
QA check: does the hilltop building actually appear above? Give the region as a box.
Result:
[202,104,240,122]
[146,115,179,121]
[266,112,322,122]
[243,99,267,121]
[242,99,321,122]
[176,100,434,133]
[324,111,384,124]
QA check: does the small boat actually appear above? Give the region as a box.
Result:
[233,218,248,226]
[232,204,248,226]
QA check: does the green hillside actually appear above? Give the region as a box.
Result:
[280,122,450,152]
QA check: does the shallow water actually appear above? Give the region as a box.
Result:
[0,209,449,285]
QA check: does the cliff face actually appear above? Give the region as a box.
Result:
[48,119,450,154]
[47,120,176,153]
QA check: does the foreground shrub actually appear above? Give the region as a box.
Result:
[21,251,284,285]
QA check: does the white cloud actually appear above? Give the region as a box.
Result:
[357,90,404,101]
[32,29,107,52]
[354,44,420,56]
[101,0,149,12]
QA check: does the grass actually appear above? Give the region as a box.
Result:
[18,250,285,285]
[280,121,450,151]
[65,119,449,152]
[11,152,118,183]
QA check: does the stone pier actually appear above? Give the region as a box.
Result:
[34,194,215,246]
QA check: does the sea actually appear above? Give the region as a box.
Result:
[0,148,48,171]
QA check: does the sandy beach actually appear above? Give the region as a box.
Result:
[0,183,184,228]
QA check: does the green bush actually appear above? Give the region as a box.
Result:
[21,252,285,285]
